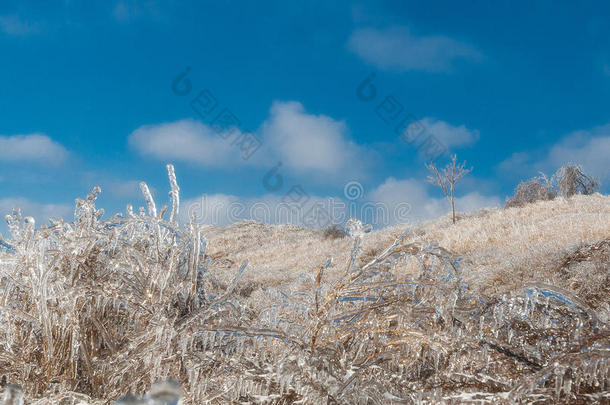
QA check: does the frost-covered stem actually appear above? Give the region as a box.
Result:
[443,192,454,224]
[139,182,157,217]
[188,224,200,303]
[450,181,455,224]
[167,164,180,223]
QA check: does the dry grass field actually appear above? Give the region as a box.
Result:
[205,193,610,317]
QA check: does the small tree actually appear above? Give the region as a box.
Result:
[552,164,599,197]
[426,154,472,224]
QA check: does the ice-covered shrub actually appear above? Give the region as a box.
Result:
[505,173,556,208]
[553,164,600,197]
[0,165,608,404]
[0,165,249,402]
[506,165,601,209]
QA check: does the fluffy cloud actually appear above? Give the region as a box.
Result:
[179,194,240,226]
[179,193,342,228]
[369,177,500,225]
[260,101,366,174]
[348,26,482,72]
[128,119,245,167]
[129,101,368,179]
[0,133,68,165]
[420,118,479,148]
[102,179,143,199]
[498,124,610,184]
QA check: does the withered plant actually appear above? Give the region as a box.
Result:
[0,165,608,404]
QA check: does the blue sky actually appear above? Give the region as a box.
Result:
[0,1,609,232]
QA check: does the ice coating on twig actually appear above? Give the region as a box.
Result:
[167,164,180,223]
[139,181,157,217]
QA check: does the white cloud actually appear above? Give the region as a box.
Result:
[546,131,610,181]
[454,192,502,213]
[348,26,482,72]
[179,194,239,226]
[369,178,440,221]
[260,101,366,174]
[369,177,500,225]
[179,193,341,228]
[497,151,531,175]
[498,124,610,184]
[103,179,142,199]
[0,15,39,36]
[420,117,479,148]
[129,101,368,180]
[0,198,72,233]
[174,174,501,229]
[0,133,68,165]
[79,171,146,201]
[128,119,244,168]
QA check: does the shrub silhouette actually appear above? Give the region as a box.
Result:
[506,165,600,209]
[553,164,599,197]
[505,173,556,208]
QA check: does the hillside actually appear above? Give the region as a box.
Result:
[204,193,609,318]
[0,185,608,404]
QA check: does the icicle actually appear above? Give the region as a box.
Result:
[158,204,168,219]
[139,182,157,217]
[167,164,180,223]
[563,374,572,396]
[227,262,248,294]
[555,365,564,399]
[280,375,287,395]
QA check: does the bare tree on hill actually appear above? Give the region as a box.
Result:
[426,154,473,224]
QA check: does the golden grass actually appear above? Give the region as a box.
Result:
[203,193,609,306]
